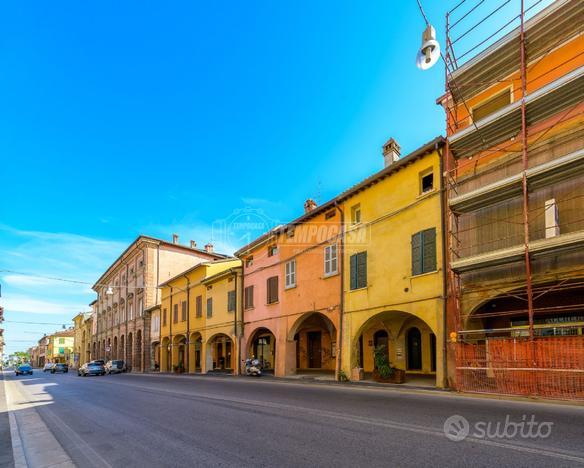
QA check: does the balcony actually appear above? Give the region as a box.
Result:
[449,66,584,159]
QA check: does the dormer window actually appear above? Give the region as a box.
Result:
[268,245,278,257]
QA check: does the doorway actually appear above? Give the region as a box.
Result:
[307,331,322,368]
[407,327,422,370]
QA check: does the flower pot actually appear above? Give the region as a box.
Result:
[351,367,364,381]
[372,368,405,384]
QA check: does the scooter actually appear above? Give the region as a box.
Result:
[244,357,262,377]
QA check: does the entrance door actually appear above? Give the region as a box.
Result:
[407,328,422,370]
[217,342,223,369]
[225,341,232,369]
[307,331,322,368]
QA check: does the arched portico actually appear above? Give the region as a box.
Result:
[113,336,118,360]
[188,332,203,373]
[135,329,143,372]
[287,312,337,375]
[127,333,133,370]
[172,334,187,372]
[206,333,234,373]
[160,337,171,372]
[247,327,276,373]
[119,335,125,362]
[351,310,439,386]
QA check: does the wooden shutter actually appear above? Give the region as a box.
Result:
[267,276,278,303]
[357,252,367,289]
[422,228,437,273]
[206,298,213,317]
[173,303,178,323]
[412,232,422,276]
[244,286,254,309]
[181,301,187,321]
[196,295,202,317]
[350,254,358,290]
[227,290,236,312]
[163,309,167,326]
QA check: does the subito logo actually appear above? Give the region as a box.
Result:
[443,415,470,442]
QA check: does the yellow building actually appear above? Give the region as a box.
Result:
[47,330,75,364]
[159,258,242,374]
[72,312,92,368]
[339,137,446,387]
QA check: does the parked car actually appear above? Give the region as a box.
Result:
[15,364,33,376]
[105,360,127,374]
[43,363,56,372]
[78,361,106,377]
[51,363,69,374]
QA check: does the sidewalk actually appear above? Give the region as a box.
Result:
[0,372,15,468]
[136,370,446,393]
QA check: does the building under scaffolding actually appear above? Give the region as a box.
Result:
[440,0,584,399]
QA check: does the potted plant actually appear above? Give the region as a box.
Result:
[372,345,405,384]
[173,362,185,374]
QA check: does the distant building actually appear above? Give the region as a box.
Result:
[47,330,75,364]
[91,235,228,371]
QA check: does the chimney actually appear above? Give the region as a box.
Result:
[382,138,401,167]
[204,243,214,253]
[172,233,179,244]
[304,198,317,214]
[190,240,197,249]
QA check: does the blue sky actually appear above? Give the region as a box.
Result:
[0,1,551,355]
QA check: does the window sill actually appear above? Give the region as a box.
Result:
[417,188,438,200]
[349,285,369,292]
[323,271,339,279]
[285,284,297,290]
[410,269,439,279]
[244,306,255,311]
[266,301,280,306]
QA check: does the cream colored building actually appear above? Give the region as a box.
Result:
[91,235,227,372]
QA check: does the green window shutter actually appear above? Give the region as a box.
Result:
[412,232,422,276]
[206,298,213,318]
[357,252,367,289]
[350,254,358,290]
[227,291,236,312]
[422,228,437,273]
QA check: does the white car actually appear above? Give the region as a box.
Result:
[43,363,56,372]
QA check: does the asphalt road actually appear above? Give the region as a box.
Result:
[4,371,584,467]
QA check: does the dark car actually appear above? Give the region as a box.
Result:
[105,360,127,374]
[78,361,106,377]
[15,364,33,376]
[51,363,69,374]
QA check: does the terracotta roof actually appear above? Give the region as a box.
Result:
[92,235,229,290]
[158,257,239,288]
[235,136,444,256]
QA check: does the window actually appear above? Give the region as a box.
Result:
[181,301,187,321]
[285,260,296,288]
[244,286,254,309]
[268,245,278,257]
[267,276,279,304]
[206,298,213,318]
[227,291,236,312]
[245,256,254,268]
[59,338,65,344]
[349,251,367,290]
[420,170,434,193]
[324,244,338,276]
[129,302,134,321]
[351,204,361,224]
[138,298,143,317]
[196,296,202,318]
[412,228,437,276]
[173,303,178,323]
[163,308,167,327]
[471,89,511,122]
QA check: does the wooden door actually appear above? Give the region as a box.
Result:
[307,331,322,368]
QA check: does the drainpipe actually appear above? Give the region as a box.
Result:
[438,142,448,389]
[234,269,240,376]
[334,201,345,380]
[169,286,173,372]
[183,274,190,373]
